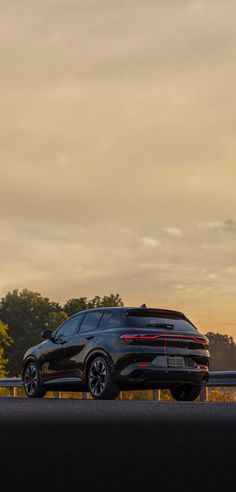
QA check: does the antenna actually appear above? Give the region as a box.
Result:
[140,303,147,308]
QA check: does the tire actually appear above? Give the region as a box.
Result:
[23,361,46,398]
[88,356,120,400]
[170,384,201,401]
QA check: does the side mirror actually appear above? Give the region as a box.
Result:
[41,329,53,340]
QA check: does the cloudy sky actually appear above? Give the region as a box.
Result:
[1,1,236,338]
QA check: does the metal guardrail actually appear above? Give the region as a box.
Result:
[0,378,23,388]
[0,372,235,399]
[207,371,236,387]
[0,378,23,397]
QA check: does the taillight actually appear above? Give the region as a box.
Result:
[120,334,206,343]
[120,334,158,340]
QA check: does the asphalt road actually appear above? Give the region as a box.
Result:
[0,398,235,488]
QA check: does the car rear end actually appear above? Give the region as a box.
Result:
[117,308,209,389]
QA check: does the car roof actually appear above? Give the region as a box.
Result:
[123,307,185,316]
[71,306,185,316]
[125,307,185,314]
[70,307,124,317]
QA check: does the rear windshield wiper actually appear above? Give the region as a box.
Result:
[145,323,174,329]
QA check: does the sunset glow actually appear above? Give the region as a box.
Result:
[1,1,236,339]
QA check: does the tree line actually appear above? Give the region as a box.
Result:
[0,288,235,376]
[0,289,123,375]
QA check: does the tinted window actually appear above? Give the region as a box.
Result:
[127,309,186,320]
[79,312,103,333]
[55,314,84,338]
[125,309,197,332]
[98,312,112,329]
[99,313,122,328]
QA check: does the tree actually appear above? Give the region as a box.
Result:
[64,297,88,317]
[205,332,236,370]
[91,293,124,308]
[64,293,124,316]
[0,321,12,377]
[46,311,68,332]
[0,289,65,376]
[0,290,124,375]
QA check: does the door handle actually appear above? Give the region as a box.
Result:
[86,336,94,340]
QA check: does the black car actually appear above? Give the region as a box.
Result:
[22,306,210,401]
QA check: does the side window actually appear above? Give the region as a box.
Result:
[99,313,121,329]
[79,312,103,333]
[98,312,112,329]
[55,314,83,339]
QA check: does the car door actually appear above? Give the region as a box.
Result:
[64,311,104,383]
[41,313,85,383]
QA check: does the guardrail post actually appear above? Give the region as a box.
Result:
[152,390,160,401]
[53,391,62,398]
[200,385,208,402]
[9,387,16,397]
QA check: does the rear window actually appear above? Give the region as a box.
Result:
[124,309,197,332]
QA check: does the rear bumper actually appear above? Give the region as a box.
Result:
[114,359,209,389]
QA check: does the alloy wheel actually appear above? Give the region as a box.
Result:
[24,363,38,396]
[89,359,107,397]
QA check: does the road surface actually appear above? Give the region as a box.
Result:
[0,398,235,487]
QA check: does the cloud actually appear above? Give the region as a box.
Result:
[0,1,236,338]
[219,219,236,232]
[165,227,183,237]
[140,237,161,248]
[224,266,236,275]
[198,219,236,233]
[208,273,219,280]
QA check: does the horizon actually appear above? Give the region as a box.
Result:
[1,1,236,340]
[1,286,235,342]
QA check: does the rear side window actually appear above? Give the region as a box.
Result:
[125,309,197,332]
[99,312,122,329]
[79,312,103,333]
[98,312,112,329]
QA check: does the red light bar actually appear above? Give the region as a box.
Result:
[120,334,206,343]
[137,363,150,367]
[121,334,158,340]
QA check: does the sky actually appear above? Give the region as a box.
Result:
[1,1,236,339]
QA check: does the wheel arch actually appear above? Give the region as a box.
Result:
[22,356,39,378]
[85,349,114,380]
